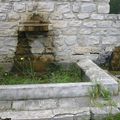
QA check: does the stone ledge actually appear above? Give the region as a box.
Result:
[0,82,93,101]
[0,107,90,120]
[90,107,120,120]
[77,59,119,95]
[0,107,119,120]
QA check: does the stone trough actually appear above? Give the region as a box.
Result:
[0,59,119,120]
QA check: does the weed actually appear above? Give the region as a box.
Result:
[0,63,82,85]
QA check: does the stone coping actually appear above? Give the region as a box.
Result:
[77,59,119,95]
[0,59,118,101]
[0,107,120,120]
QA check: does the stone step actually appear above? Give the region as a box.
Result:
[0,107,90,120]
[0,106,120,120]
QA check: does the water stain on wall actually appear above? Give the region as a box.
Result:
[11,13,55,74]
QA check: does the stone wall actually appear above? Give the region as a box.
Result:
[0,0,120,64]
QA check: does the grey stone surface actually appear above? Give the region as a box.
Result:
[0,110,53,120]
[53,114,74,120]
[0,107,91,120]
[0,0,119,63]
[90,107,120,120]
[77,13,90,19]
[12,99,57,111]
[81,3,96,13]
[37,2,54,12]
[13,3,26,13]
[0,101,12,111]
[58,98,79,109]
[53,107,90,120]
[0,82,93,101]
[77,59,119,95]
[98,3,110,13]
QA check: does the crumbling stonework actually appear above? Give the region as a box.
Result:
[0,0,120,64]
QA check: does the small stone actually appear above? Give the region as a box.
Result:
[0,101,12,110]
[37,2,54,12]
[0,14,6,21]
[8,12,20,21]
[13,99,57,111]
[72,2,80,13]
[68,20,82,27]
[63,12,76,19]
[90,14,104,20]
[56,3,71,13]
[81,3,96,13]
[64,36,77,46]
[51,12,63,20]
[101,36,118,44]
[0,3,12,12]
[79,28,92,35]
[98,3,110,13]
[13,3,26,13]
[83,21,97,27]
[77,13,90,19]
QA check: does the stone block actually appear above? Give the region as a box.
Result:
[73,47,100,54]
[75,111,90,120]
[58,98,79,109]
[98,3,110,13]
[97,21,113,27]
[91,107,120,120]
[13,3,26,13]
[77,13,90,19]
[8,12,20,21]
[72,2,80,13]
[0,22,17,30]
[26,2,37,12]
[12,99,57,111]
[79,28,92,35]
[51,20,68,28]
[53,114,74,120]
[63,12,76,19]
[0,101,12,110]
[101,36,118,45]
[53,107,90,120]
[0,13,7,21]
[64,36,77,46]
[0,82,92,100]
[37,2,54,12]
[83,21,97,27]
[68,20,82,27]
[81,3,96,13]
[77,35,100,46]
[90,14,104,20]
[56,3,71,13]
[51,12,63,20]
[0,3,12,12]
[112,21,120,28]
[62,27,77,35]
[0,110,53,120]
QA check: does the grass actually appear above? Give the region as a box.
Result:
[0,64,82,85]
[109,71,120,75]
[103,113,120,120]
